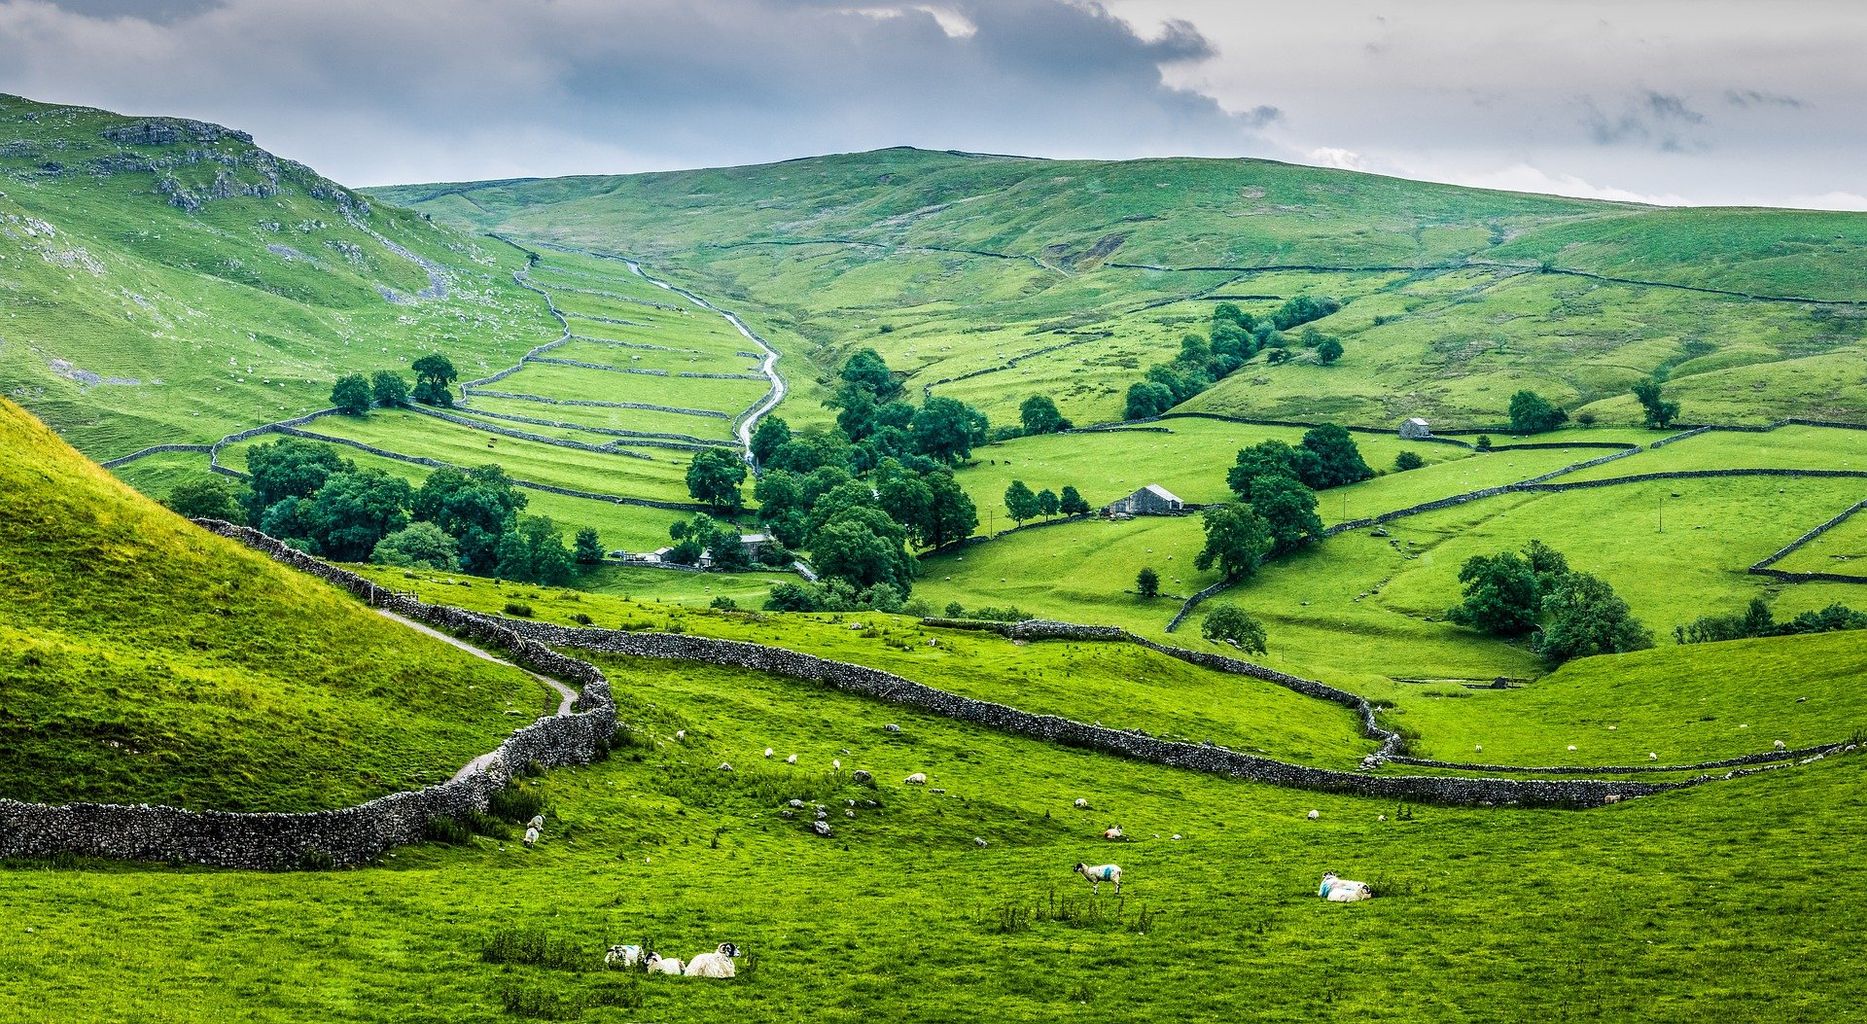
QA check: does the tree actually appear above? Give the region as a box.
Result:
[410,353,458,407]
[807,479,882,537]
[574,527,605,565]
[331,373,373,415]
[1228,440,1321,501]
[413,464,528,575]
[1271,295,1341,330]
[164,477,246,522]
[1004,480,1040,526]
[1194,503,1274,582]
[1136,567,1160,598]
[1146,362,1209,402]
[1447,552,1541,637]
[1124,380,1176,420]
[1508,390,1569,434]
[839,348,903,404]
[876,467,935,546]
[245,438,349,522]
[1394,451,1425,471]
[1035,488,1061,520]
[1020,394,1068,435]
[749,416,792,464]
[1059,485,1090,517]
[1535,571,1653,664]
[1475,434,1493,452]
[911,396,987,465]
[370,370,410,408]
[303,468,414,562]
[1249,474,1323,555]
[1300,424,1374,488]
[924,470,979,550]
[1178,333,1213,366]
[1212,302,1254,331]
[1316,337,1344,364]
[1202,604,1268,654]
[811,506,911,594]
[494,515,573,585]
[371,521,459,570]
[1632,378,1681,429]
[686,447,748,510]
[1521,539,1570,589]
[1266,348,1292,365]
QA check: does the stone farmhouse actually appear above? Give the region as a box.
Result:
[1106,484,1185,517]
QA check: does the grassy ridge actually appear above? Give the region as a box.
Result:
[0,399,549,811]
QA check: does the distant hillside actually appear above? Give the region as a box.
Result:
[382,148,1867,429]
[0,94,559,459]
[0,398,546,812]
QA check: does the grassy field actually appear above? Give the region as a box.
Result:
[0,399,550,812]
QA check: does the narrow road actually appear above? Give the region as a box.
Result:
[372,607,580,781]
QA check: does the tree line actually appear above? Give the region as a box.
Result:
[1125,297,1344,421]
[328,353,459,415]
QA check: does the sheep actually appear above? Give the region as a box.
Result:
[1074,862,1122,895]
[905,772,927,785]
[974,837,988,848]
[1567,745,1578,752]
[885,724,902,733]
[675,729,686,740]
[645,953,685,975]
[785,754,797,764]
[1306,810,1320,820]
[526,815,545,831]
[764,747,774,759]
[1073,798,1089,810]
[1774,740,1787,751]
[718,762,734,772]
[523,826,540,847]
[833,758,842,771]
[1318,872,1372,902]
[1103,825,1124,840]
[1603,794,1623,804]
[684,943,741,978]
[1649,752,1659,761]
[605,945,643,968]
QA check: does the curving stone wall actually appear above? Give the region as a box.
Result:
[1390,739,1858,775]
[99,443,215,469]
[0,521,617,870]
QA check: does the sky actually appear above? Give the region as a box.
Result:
[0,0,1861,209]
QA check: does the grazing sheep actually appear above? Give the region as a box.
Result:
[1649,752,1659,761]
[833,759,842,771]
[905,772,927,785]
[718,762,733,772]
[526,815,545,830]
[1774,740,1787,751]
[1318,872,1372,902]
[1074,798,1089,810]
[605,945,643,968]
[785,754,797,764]
[1378,815,1387,822]
[1567,745,1578,752]
[685,943,741,978]
[764,747,774,759]
[523,827,540,847]
[1103,825,1124,840]
[1603,794,1623,804]
[645,953,685,975]
[1306,810,1320,820]
[884,724,902,733]
[974,837,988,847]
[675,730,686,741]
[1074,862,1122,895]
[1474,744,1483,752]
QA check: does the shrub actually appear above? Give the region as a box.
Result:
[570,612,593,626]
[504,601,534,617]
[710,596,739,611]
[1576,411,1598,426]
[1395,451,1425,471]
[489,784,547,824]
[1136,567,1160,598]
[944,601,965,617]
[1475,434,1493,451]
[481,929,585,971]
[422,815,473,846]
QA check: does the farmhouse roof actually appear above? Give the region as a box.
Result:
[1142,484,1181,502]
[1405,416,1430,426]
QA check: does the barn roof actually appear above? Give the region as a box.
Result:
[1141,484,1182,502]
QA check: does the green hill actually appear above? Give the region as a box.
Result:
[379,147,1867,431]
[0,398,550,811]
[0,94,560,460]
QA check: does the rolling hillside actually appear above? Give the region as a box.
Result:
[0,397,551,811]
[380,148,1867,431]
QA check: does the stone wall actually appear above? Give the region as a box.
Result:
[0,521,617,870]
[99,443,214,469]
[1389,738,1858,775]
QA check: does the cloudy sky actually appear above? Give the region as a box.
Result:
[0,0,1861,208]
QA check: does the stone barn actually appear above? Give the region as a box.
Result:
[1399,417,1432,440]
[1107,484,1185,516]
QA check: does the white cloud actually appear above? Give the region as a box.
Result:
[1305,147,1367,171]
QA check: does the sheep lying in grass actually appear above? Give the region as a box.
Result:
[645,953,685,975]
[684,943,741,978]
[526,815,545,831]
[604,945,643,968]
[905,772,927,785]
[1318,872,1372,902]
[1074,862,1122,895]
[1074,798,1089,810]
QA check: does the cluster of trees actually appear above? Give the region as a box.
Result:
[1445,540,1651,664]
[1002,480,1090,527]
[166,439,593,585]
[1633,378,1680,429]
[1195,425,1373,583]
[1505,378,1680,435]
[1201,603,1268,654]
[1123,298,1342,420]
[328,354,458,415]
[1018,395,1072,436]
[812,348,990,467]
[1675,597,1867,645]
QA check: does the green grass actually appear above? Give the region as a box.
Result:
[1389,630,1867,766]
[0,399,549,811]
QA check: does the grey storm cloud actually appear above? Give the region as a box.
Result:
[1581,91,1709,152]
[0,0,1270,184]
[1725,89,1806,109]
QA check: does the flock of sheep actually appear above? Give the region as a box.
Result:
[604,943,742,978]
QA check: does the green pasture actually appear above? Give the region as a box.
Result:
[488,361,767,418]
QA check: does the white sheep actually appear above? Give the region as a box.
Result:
[764,747,774,759]
[684,943,741,978]
[1073,798,1089,809]
[1649,752,1659,761]
[718,762,733,772]
[833,758,842,771]
[605,944,643,968]
[905,772,927,785]
[675,730,686,740]
[1103,825,1124,840]
[1774,740,1787,751]
[645,953,685,975]
[526,815,545,830]
[1306,810,1320,820]
[523,826,540,847]
[1567,745,1578,752]
[1074,862,1122,895]
[785,754,797,764]
[1318,872,1372,902]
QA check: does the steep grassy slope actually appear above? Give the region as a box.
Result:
[382,148,1867,430]
[0,399,550,811]
[0,94,559,458]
